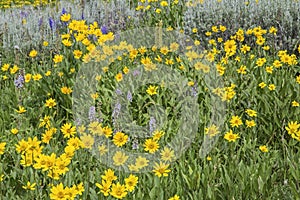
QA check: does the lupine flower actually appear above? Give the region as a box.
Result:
[62,8,67,14]
[101,26,108,34]
[14,74,25,89]
[149,116,156,134]
[115,89,122,95]
[88,106,96,122]
[48,17,55,30]
[127,91,132,102]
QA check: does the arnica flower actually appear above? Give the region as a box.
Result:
[113,132,128,147]
[110,182,127,199]
[16,106,26,114]
[45,98,56,108]
[259,145,268,153]
[144,138,159,153]
[230,115,243,127]
[125,174,138,192]
[0,142,6,155]
[153,162,171,177]
[224,130,240,142]
[169,195,180,200]
[22,182,36,190]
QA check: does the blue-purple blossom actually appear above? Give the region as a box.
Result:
[115,89,122,95]
[132,138,139,150]
[149,116,156,133]
[133,70,140,76]
[101,26,108,34]
[190,83,198,97]
[38,17,43,27]
[62,8,67,14]
[88,106,96,122]
[14,74,25,89]
[127,91,132,102]
[48,17,55,30]
[81,11,84,20]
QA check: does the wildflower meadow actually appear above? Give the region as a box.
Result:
[0,0,300,199]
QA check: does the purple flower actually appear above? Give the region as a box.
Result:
[62,8,67,14]
[88,106,96,122]
[48,17,55,31]
[133,70,140,76]
[101,26,108,34]
[81,11,84,20]
[149,116,156,133]
[132,138,139,150]
[115,89,122,95]
[14,74,24,89]
[127,91,132,102]
[38,17,43,27]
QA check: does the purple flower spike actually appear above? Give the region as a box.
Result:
[62,8,67,14]
[101,26,108,34]
[48,17,55,31]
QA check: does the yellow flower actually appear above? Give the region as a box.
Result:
[96,180,111,197]
[0,142,6,155]
[101,169,117,183]
[146,85,158,95]
[259,82,266,88]
[125,174,138,192]
[205,124,220,137]
[153,162,171,177]
[245,109,257,117]
[110,182,127,199]
[16,106,26,114]
[61,86,72,94]
[123,66,129,74]
[1,63,9,71]
[113,132,128,147]
[115,72,123,82]
[53,54,63,64]
[11,128,19,135]
[29,49,38,58]
[268,84,276,91]
[43,41,49,46]
[10,65,19,74]
[45,98,56,108]
[259,145,268,153]
[246,120,256,128]
[91,93,99,100]
[144,138,159,153]
[169,194,180,200]
[61,13,71,22]
[292,101,299,107]
[237,65,247,74]
[160,147,175,162]
[219,25,226,32]
[50,183,66,200]
[80,133,94,149]
[33,74,42,81]
[230,116,243,127]
[224,130,240,142]
[22,182,36,190]
[113,151,128,166]
[192,28,198,33]
[206,156,212,161]
[62,39,72,47]
[160,1,168,6]
[296,75,300,84]
[61,123,76,138]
